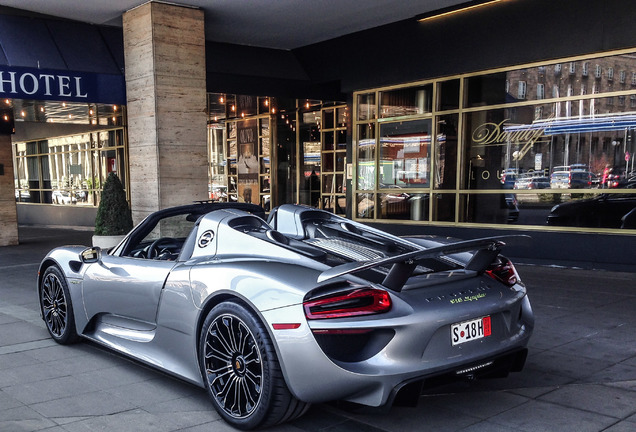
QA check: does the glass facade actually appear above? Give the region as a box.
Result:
[354,50,636,231]
[206,94,347,214]
[11,99,127,206]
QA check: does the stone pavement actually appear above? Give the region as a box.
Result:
[1,226,635,432]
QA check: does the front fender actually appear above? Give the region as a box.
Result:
[38,246,92,332]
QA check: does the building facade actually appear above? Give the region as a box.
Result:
[0,0,634,269]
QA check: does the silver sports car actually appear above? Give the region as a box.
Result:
[38,202,534,429]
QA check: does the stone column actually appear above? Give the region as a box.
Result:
[0,133,18,246]
[123,2,208,224]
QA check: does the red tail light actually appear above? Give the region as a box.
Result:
[485,257,520,287]
[304,288,392,320]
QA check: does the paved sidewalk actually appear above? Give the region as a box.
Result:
[1,227,635,432]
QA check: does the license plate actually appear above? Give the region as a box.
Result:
[451,316,491,346]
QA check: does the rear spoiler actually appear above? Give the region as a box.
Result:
[317,235,531,291]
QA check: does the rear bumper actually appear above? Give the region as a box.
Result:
[388,347,528,407]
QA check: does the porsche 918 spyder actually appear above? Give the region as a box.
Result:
[37,202,534,429]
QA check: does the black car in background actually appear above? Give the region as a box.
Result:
[547,176,636,228]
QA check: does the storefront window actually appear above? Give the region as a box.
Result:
[379,119,431,189]
[380,85,432,118]
[207,94,345,214]
[354,50,636,231]
[12,100,127,206]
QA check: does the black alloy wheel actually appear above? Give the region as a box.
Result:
[40,266,80,344]
[199,301,308,430]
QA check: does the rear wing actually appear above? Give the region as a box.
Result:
[317,235,530,291]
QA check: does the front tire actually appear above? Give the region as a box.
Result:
[39,266,80,344]
[199,301,309,430]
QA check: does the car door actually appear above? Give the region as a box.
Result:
[81,254,176,326]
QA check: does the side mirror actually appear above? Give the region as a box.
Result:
[81,247,102,264]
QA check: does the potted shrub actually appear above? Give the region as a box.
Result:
[92,172,133,248]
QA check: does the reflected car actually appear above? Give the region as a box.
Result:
[547,178,636,228]
[38,202,533,429]
[514,176,550,190]
[52,190,77,205]
[550,171,592,189]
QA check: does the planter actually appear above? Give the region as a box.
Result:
[92,234,125,249]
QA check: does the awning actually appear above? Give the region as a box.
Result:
[0,14,125,105]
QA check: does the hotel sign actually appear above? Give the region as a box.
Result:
[0,66,125,105]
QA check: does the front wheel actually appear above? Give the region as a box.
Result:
[199,301,309,430]
[39,266,80,344]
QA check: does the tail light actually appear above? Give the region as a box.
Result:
[485,257,520,287]
[304,288,392,320]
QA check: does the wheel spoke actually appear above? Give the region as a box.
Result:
[204,311,264,419]
[40,272,68,337]
[213,320,236,357]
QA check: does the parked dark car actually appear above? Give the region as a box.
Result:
[547,177,636,228]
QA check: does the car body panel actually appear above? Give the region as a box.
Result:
[38,202,533,411]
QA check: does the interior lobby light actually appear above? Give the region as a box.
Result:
[417,0,506,22]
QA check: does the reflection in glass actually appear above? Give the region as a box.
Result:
[435,114,458,190]
[357,123,375,190]
[357,93,376,121]
[379,119,431,188]
[356,193,374,219]
[377,192,412,220]
[432,193,455,222]
[380,85,432,118]
[460,193,519,224]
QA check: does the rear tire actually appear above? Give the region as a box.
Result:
[199,301,309,430]
[39,266,80,344]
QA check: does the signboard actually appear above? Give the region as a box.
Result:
[0,65,125,105]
